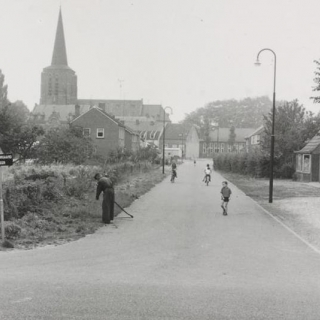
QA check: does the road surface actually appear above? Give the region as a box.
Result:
[1,160,320,319]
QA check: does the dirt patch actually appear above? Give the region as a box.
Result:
[220,172,320,251]
[1,166,169,251]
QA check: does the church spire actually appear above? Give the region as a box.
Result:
[51,8,68,66]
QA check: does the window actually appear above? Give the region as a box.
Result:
[296,154,302,171]
[172,144,177,148]
[203,143,207,154]
[83,128,91,137]
[303,154,311,173]
[97,128,104,138]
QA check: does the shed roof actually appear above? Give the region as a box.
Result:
[295,133,320,154]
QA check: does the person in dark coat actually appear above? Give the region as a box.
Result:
[94,173,115,224]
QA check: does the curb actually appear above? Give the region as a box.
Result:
[247,196,320,255]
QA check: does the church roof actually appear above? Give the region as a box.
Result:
[32,104,89,122]
[51,8,68,66]
[77,99,143,117]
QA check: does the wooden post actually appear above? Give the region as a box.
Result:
[0,166,5,242]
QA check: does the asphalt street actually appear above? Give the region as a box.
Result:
[1,159,320,320]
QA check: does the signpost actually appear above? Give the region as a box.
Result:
[0,154,13,242]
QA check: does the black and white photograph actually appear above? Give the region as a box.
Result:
[1,0,320,319]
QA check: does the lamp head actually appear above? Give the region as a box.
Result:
[254,60,261,66]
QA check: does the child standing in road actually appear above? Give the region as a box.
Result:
[221,181,232,215]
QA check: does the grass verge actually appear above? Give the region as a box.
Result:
[220,171,320,251]
[1,165,169,251]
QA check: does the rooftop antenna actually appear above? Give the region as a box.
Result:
[118,79,125,117]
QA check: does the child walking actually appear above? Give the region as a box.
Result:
[221,181,232,215]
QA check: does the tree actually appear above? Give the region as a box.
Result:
[182,96,272,130]
[262,100,307,164]
[0,125,44,161]
[0,101,42,161]
[36,126,95,165]
[0,69,8,108]
[228,126,236,151]
[0,70,44,160]
[311,59,320,103]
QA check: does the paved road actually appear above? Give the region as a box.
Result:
[1,160,320,319]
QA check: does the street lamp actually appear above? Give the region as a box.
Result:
[162,106,173,174]
[255,48,276,203]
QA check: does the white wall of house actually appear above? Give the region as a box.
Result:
[186,126,200,159]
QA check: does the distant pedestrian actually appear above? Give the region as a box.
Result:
[194,159,196,166]
[94,173,115,224]
[221,181,232,215]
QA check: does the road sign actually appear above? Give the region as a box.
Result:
[0,154,13,166]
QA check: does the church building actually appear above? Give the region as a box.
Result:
[31,7,170,142]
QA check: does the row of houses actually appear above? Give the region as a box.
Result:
[65,105,265,160]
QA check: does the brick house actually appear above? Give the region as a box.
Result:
[184,126,255,159]
[200,128,255,157]
[71,107,139,158]
[125,127,140,153]
[158,123,189,158]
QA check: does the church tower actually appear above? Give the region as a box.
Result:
[40,8,77,105]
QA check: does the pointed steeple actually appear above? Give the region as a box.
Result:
[51,8,68,66]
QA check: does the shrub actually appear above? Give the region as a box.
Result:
[5,222,22,240]
[278,162,295,179]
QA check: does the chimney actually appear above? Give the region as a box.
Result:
[75,105,80,117]
[98,102,106,112]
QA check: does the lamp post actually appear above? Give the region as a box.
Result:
[162,106,173,174]
[255,48,276,203]
[178,133,184,159]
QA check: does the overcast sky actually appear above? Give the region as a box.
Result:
[1,0,320,122]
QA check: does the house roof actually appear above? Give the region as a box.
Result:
[163,123,191,140]
[201,128,256,142]
[71,106,123,126]
[141,104,169,121]
[140,130,162,140]
[295,132,320,154]
[245,126,264,139]
[123,119,164,133]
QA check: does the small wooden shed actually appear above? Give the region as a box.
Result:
[294,134,320,182]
